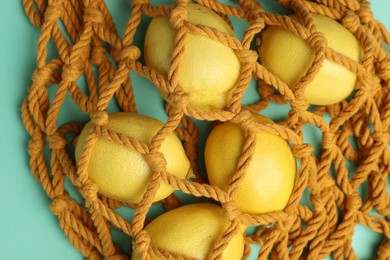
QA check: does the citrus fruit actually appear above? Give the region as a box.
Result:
[205,114,297,214]
[75,112,190,204]
[259,14,361,105]
[131,203,244,259]
[144,3,241,110]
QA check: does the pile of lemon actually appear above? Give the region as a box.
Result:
[75,4,360,259]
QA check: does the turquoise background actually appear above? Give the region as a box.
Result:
[0,0,389,259]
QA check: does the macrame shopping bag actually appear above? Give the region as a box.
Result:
[22,0,390,258]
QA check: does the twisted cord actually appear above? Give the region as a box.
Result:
[21,0,390,259]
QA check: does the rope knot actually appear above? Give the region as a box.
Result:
[48,133,67,150]
[223,200,241,222]
[231,110,254,131]
[234,49,258,64]
[245,9,265,22]
[167,90,189,108]
[84,7,104,24]
[322,131,335,150]
[292,143,313,159]
[29,133,45,155]
[80,180,99,207]
[170,5,187,30]
[91,46,106,66]
[145,152,167,174]
[90,111,109,126]
[133,230,151,255]
[310,193,326,211]
[346,193,362,212]
[307,32,328,50]
[341,11,360,34]
[50,195,70,216]
[290,98,309,110]
[120,46,141,62]
[276,217,294,232]
[44,4,64,23]
[32,67,53,86]
[286,109,300,126]
[62,62,83,82]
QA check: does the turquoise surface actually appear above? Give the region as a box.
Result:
[1,0,389,259]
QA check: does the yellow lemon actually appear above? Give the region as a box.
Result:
[205,114,297,214]
[259,14,360,105]
[75,112,190,204]
[131,203,244,260]
[144,3,241,110]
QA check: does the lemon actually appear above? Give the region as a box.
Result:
[75,112,190,204]
[259,14,361,105]
[205,114,297,214]
[144,3,241,110]
[131,203,244,259]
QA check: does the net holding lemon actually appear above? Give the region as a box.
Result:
[144,3,241,111]
[205,114,297,215]
[259,14,361,105]
[75,112,190,204]
[131,203,245,260]
[74,6,357,258]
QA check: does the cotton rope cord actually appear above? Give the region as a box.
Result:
[21,0,390,259]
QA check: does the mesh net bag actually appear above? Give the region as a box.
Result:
[21,0,390,259]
